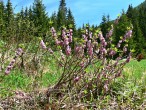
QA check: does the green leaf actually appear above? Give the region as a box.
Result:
[84,89,88,94]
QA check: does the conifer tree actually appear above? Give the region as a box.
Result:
[131,20,146,55]
[50,12,57,30]
[67,8,76,30]
[57,0,67,29]
[138,6,146,40]
[5,0,13,26]
[32,0,49,37]
[0,1,5,38]
[113,13,131,45]
[100,15,111,37]
[5,0,15,41]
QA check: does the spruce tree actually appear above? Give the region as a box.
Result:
[32,0,49,37]
[5,0,13,26]
[67,8,76,30]
[138,6,146,40]
[100,15,111,37]
[50,12,57,30]
[0,1,5,39]
[57,0,67,29]
[131,20,146,55]
[5,0,14,41]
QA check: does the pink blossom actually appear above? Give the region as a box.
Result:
[9,59,15,66]
[15,48,23,56]
[64,37,69,46]
[102,48,107,54]
[109,49,116,56]
[104,84,109,92]
[87,40,91,48]
[5,68,11,75]
[69,29,73,33]
[68,35,72,43]
[51,27,56,33]
[89,32,92,38]
[74,46,80,53]
[40,40,47,49]
[88,47,93,57]
[119,40,122,43]
[74,46,83,53]
[98,33,104,41]
[55,39,60,45]
[48,48,53,54]
[126,30,132,38]
[108,29,113,37]
[83,35,88,42]
[123,46,127,53]
[65,45,71,56]
[117,43,121,48]
[62,31,66,39]
[74,76,80,82]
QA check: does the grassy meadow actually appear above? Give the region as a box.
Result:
[0,58,146,109]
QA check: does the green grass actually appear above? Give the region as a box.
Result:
[124,59,146,78]
[0,59,146,108]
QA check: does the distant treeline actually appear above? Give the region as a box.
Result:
[0,0,146,57]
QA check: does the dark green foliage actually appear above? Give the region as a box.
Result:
[67,8,76,30]
[0,1,5,38]
[50,12,57,30]
[57,0,67,29]
[5,0,13,26]
[113,13,131,44]
[0,0,146,57]
[126,2,146,56]
[100,15,112,37]
[32,0,49,37]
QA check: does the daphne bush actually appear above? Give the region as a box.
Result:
[37,17,134,107]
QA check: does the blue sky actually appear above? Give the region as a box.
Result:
[3,0,145,27]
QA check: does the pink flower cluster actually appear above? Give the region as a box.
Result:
[87,40,93,57]
[106,25,113,38]
[117,30,133,48]
[51,27,73,56]
[40,40,47,49]
[5,48,23,75]
[40,39,54,54]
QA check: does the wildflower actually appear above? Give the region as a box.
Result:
[64,37,69,46]
[65,45,71,56]
[98,32,104,41]
[109,49,116,56]
[88,46,93,57]
[5,59,16,75]
[51,27,57,37]
[117,43,121,48]
[123,46,127,53]
[87,40,91,48]
[48,48,53,54]
[74,76,80,82]
[15,48,23,57]
[89,32,92,38]
[68,35,72,43]
[5,68,11,75]
[126,30,132,38]
[83,35,88,42]
[126,56,131,63]
[40,40,47,49]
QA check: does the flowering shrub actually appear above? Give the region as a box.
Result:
[5,48,23,75]
[39,17,134,105]
[2,17,133,108]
